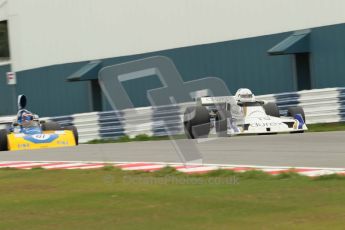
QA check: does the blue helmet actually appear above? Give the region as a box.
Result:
[19,112,34,127]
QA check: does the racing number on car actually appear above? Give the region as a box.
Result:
[32,134,50,140]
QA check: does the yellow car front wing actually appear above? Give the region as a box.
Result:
[7,130,76,151]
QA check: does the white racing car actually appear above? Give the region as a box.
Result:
[183,88,307,139]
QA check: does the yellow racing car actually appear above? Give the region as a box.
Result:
[0,95,78,151]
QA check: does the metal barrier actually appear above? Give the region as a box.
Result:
[1,87,344,143]
[257,87,345,124]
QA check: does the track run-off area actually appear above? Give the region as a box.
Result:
[0,131,344,170]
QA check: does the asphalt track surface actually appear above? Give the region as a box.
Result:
[0,131,344,168]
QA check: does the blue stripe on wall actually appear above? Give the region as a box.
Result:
[152,105,181,136]
[338,88,345,121]
[274,92,300,109]
[98,111,125,139]
[49,116,74,127]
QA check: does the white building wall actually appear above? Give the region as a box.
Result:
[1,0,345,71]
[0,0,7,21]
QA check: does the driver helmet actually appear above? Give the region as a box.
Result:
[235,88,256,103]
[21,112,34,128]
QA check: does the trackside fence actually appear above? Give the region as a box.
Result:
[1,87,344,143]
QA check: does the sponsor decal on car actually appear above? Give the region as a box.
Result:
[17,143,30,149]
[250,122,283,128]
[57,141,69,145]
[32,134,51,140]
[248,117,283,128]
[23,134,59,143]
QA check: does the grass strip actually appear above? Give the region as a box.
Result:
[306,122,345,132]
[0,167,344,229]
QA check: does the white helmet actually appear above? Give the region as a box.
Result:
[235,88,256,103]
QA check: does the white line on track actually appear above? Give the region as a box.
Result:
[0,160,344,176]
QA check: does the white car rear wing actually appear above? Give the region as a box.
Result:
[197,96,234,106]
[0,115,15,129]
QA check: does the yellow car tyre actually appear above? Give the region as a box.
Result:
[64,125,79,145]
[0,129,9,151]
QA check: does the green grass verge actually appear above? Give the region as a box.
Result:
[0,167,345,229]
[306,122,345,132]
[87,134,185,144]
[87,122,345,144]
